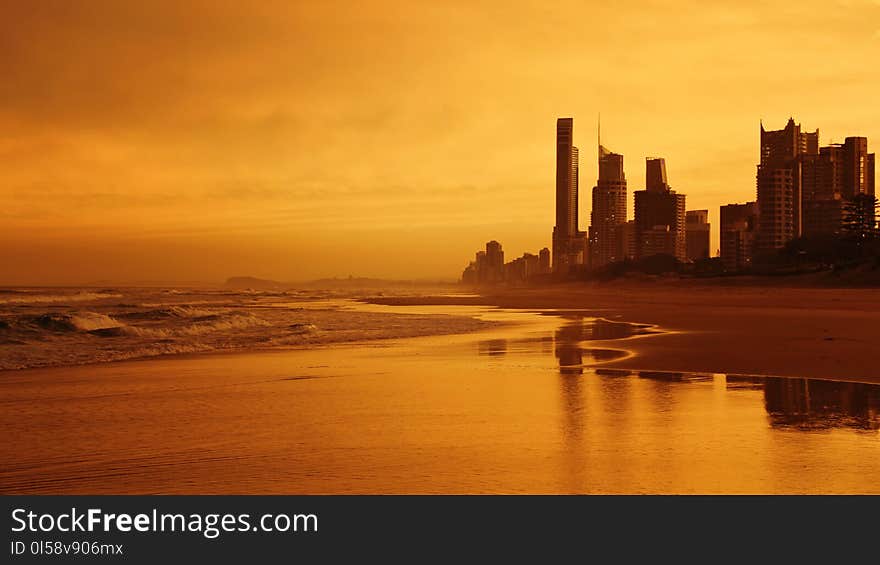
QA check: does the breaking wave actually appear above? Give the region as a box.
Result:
[34,312,123,332]
[115,305,220,321]
[0,287,494,370]
[124,313,271,338]
[0,291,121,305]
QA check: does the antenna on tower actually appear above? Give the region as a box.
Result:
[597,112,601,161]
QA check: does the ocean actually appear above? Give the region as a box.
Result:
[0,287,493,370]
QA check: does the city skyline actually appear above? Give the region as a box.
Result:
[3,1,880,284]
[7,110,876,285]
[464,114,874,282]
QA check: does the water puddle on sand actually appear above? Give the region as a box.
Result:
[470,311,880,433]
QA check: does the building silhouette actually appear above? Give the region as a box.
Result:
[505,247,553,283]
[685,210,710,261]
[552,118,587,273]
[646,157,668,192]
[841,136,875,198]
[484,240,504,283]
[588,142,628,268]
[802,136,875,237]
[464,115,874,283]
[461,242,551,285]
[505,252,540,282]
[538,247,551,274]
[633,158,686,261]
[622,220,637,261]
[802,144,844,237]
[720,202,758,272]
[461,241,505,284]
[756,118,819,252]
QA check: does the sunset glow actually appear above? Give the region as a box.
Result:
[3,1,880,283]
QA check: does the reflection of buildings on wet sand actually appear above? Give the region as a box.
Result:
[473,317,635,375]
[555,343,584,375]
[762,377,880,430]
[554,317,586,375]
[552,318,633,376]
[480,316,879,433]
[477,339,508,357]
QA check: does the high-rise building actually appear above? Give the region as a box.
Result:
[646,158,668,192]
[538,247,551,274]
[685,210,710,261]
[720,202,758,272]
[841,136,874,198]
[463,241,505,284]
[484,240,504,283]
[756,167,797,249]
[474,250,487,282]
[463,241,549,285]
[756,118,819,252]
[802,145,844,237]
[588,143,627,268]
[634,158,686,261]
[800,136,875,237]
[552,118,587,272]
[622,220,637,261]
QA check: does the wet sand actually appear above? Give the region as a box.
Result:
[3,303,878,494]
[369,282,880,384]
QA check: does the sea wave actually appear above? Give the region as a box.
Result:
[124,312,271,338]
[34,312,123,332]
[1,309,271,338]
[115,305,219,321]
[0,292,121,305]
[0,287,495,370]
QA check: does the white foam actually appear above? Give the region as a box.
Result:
[0,292,121,305]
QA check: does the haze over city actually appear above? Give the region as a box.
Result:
[2,1,880,284]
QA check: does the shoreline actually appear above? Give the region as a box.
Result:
[366,282,880,385]
[5,284,879,386]
[0,299,532,375]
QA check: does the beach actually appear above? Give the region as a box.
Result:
[370,281,880,384]
[1,287,878,494]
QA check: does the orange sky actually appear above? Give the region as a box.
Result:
[2,1,879,284]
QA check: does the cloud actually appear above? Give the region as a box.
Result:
[2,1,880,281]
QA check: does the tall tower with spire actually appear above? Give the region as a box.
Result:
[588,118,627,269]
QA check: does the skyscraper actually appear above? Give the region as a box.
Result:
[720,202,758,272]
[588,143,627,268]
[634,158,686,261]
[841,136,874,199]
[801,144,844,237]
[755,118,819,252]
[484,240,504,283]
[685,210,710,261]
[622,220,637,261]
[798,135,874,238]
[646,158,668,192]
[538,247,551,274]
[552,118,587,272]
